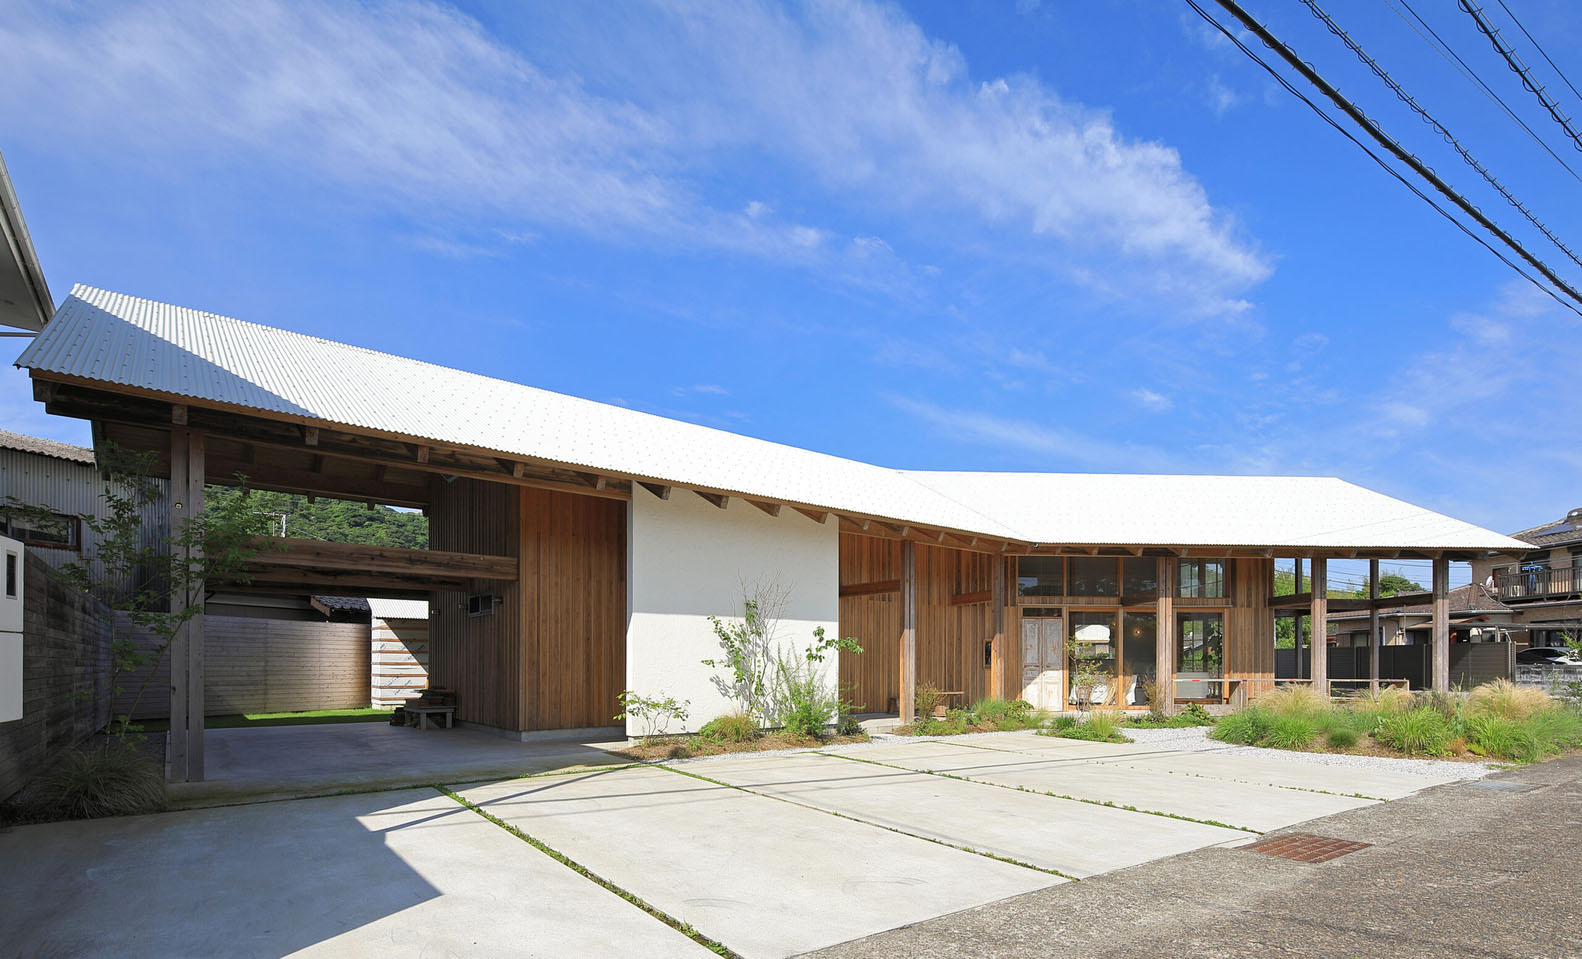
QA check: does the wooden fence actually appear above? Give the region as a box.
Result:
[114,614,371,718]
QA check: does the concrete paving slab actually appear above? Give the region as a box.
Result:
[458,765,1059,959]
[0,787,712,958]
[170,722,624,807]
[956,732,1446,800]
[692,751,1246,877]
[843,742,1376,832]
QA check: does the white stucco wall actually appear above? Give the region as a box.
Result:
[626,489,839,734]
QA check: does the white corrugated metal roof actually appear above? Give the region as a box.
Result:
[368,597,430,620]
[0,428,94,464]
[15,286,1528,552]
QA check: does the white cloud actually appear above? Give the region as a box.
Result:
[1131,388,1173,412]
[671,383,729,397]
[887,394,1179,472]
[0,0,1268,310]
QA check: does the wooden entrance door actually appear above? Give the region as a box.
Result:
[1020,615,1065,710]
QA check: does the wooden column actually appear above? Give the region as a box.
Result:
[167,428,206,782]
[1156,556,1176,716]
[1309,557,1328,699]
[990,556,1007,700]
[898,540,916,723]
[1432,556,1450,693]
[1293,559,1305,680]
[1368,559,1381,693]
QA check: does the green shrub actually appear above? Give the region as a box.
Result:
[1048,711,1129,743]
[1464,714,1539,763]
[1526,707,1582,754]
[971,698,1038,729]
[1177,702,1215,726]
[1375,707,1454,756]
[1325,727,1359,749]
[1211,708,1273,746]
[699,711,760,744]
[915,683,946,720]
[37,747,165,820]
[1048,715,1077,731]
[1266,714,1318,750]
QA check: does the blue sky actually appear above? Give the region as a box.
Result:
[3,0,1580,590]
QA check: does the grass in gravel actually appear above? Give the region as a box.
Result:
[439,787,736,957]
[139,708,393,732]
[615,730,869,762]
[1041,712,1131,743]
[893,698,1048,737]
[1209,681,1582,764]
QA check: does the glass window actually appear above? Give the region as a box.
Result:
[2,510,78,550]
[1177,612,1225,676]
[1122,557,1158,598]
[1122,612,1157,706]
[1068,557,1118,597]
[1178,559,1227,598]
[1016,556,1064,598]
[1068,611,1118,706]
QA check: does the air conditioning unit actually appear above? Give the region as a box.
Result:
[1,536,22,723]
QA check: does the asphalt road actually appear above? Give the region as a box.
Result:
[807,754,1582,959]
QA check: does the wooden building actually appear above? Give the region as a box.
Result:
[15,287,1530,782]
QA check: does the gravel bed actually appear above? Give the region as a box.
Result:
[1119,725,1495,783]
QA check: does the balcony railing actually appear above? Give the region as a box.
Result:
[1493,565,1582,601]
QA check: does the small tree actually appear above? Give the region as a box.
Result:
[5,443,274,746]
[614,690,690,741]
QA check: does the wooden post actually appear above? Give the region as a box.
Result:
[899,540,916,723]
[1432,556,1450,693]
[1309,557,1328,699]
[167,429,189,783]
[990,556,1006,700]
[1368,559,1381,694]
[185,430,205,781]
[1293,559,1305,680]
[1156,556,1176,716]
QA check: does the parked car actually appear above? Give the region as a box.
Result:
[1516,646,1582,666]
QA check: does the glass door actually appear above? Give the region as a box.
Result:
[1177,612,1225,701]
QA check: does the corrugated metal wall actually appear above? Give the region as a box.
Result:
[0,447,169,603]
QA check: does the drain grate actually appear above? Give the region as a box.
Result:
[1468,779,1538,792]
[1243,833,1371,863]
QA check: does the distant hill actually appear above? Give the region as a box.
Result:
[206,488,428,549]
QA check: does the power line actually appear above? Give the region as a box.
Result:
[1384,0,1582,184]
[1187,0,1582,317]
[1494,0,1582,108]
[1460,0,1582,153]
[1300,0,1582,272]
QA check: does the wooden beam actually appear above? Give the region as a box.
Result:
[694,490,729,509]
[415,444,430,463]
[594,475,608,491]
[949,589,992,606]
[1432,557,1450,693]
[243,537,518,581]
[793,506,829,525]
[512,461,528,479]
[638,482,672,500]
[167,428,189,783]
[171,404,188,426]
[1310,557,1328,699]
[185,430,205,782]
[899,540,916,724]
[839,579,900,598]
[303,426,319,447]
[749,500,781,517]
[991,556,1007,699]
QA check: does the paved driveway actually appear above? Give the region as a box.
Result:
[0,731,1468,958]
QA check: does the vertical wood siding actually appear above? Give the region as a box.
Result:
[837,534,996,712]
[1226,557,1276,704]
[520,487,626,730]
[428,477,522,730]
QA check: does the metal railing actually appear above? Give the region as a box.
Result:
[1493,565,1582,600]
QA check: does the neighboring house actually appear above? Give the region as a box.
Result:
[1328,583,1521,647]
[1469,509,1582,650]
[0,429,170,599]
[15,287,1531,781]
[313,595,432,706]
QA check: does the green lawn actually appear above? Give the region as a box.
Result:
[138,708,393,732]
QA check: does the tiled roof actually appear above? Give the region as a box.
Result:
[1328,583,1511,622]
[1506,510,1582,550]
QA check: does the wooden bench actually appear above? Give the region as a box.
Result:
[405,705,456,730]
[932,690,967,718]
